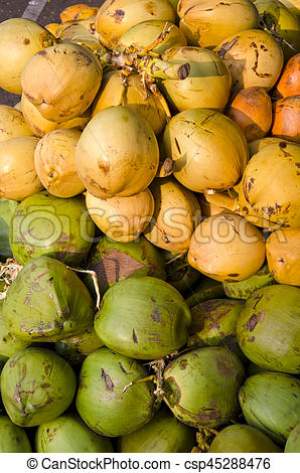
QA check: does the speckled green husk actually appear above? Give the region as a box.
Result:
[285,423,300,452]
[55,327,103,366]
[186,277,225,308]
[0,301,29,359]
[36,415,114,453]
[119,409,195,453]
[0,199,18,260]
[209,424,280,453]
[237,285,300,374]
[76,348,155,437]
[165,252,200,294]
[10,192,95,266]
[163,347,245,428]
[239,372,300,444]
[223,266,274,299]
[3,256,94,342]
[0,416,32,452]
[0,347,76,427]
[95,277,191,360]
[87,236,166,295]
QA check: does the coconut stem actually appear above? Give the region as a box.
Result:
[67,267,101,310]
[123,375,156,393]
[192,428,219,453]
[0,259,23,300]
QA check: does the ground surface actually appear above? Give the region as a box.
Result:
[0,0,102,105]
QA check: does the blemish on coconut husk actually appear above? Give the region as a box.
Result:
[101,369,114,391]
[113,9,125,23]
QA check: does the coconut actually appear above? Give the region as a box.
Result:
[215,29,284,91]
[10,192,95,266]
[0,417,32,452]
[76,106,159,199]
[58,21,101,52]
[272,96,300,143]
[237,285,300,373]
[285,423,300,452]
[55,327,103,366]
[0,18,55,94]
[86,189,154,242]
[209,424,280,453]
[237,142,300,229]
[93,71,170,135]
[228,87,272,142]
[144,178,201,254]
[223,265,274,299]
[0,136,42,201]
[21,43,102,123]
[161,47,232,112]
[276,53,300,97]
[60,4,98,22]
[95,0,176,49]
[266,228,300,285]
[34,129,84,198]
[2,256,94,343]
[0,105,32,142]
[163,109,248,193]
[36,415,113,453]
[177,0,259,48]
[248,137,289,156]
[163,346,244,428]
[119,409,195,452]
[188,213,266,282]
[239,372,300,444]
[76,348,155,437]
[0,200,18,260]
[94,276,191,360]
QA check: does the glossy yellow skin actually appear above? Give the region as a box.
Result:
[0,105,32,143]
[266,228,300,286]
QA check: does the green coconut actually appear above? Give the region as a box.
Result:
[239,371,300,444]
[94,277,191,360]
[119,409,195,453]
[209,424,280,453]
[0,416,32,452]
[10,192,95,266]
[186,277,225,308]
[55,327,103,366]
[36,415,113,453]
[0,199,18,260]
[285,423,300,452]
[1,347,76,427]
[2,256,94,343]
[237,285,300,374]
[223,265,274,300]
[165,252,200,294]
[76,348,155,437]
[87,236,166,295]
[163,346,244,428]
[0,301,29,359]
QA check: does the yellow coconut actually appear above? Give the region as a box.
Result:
[92,71,170,135]
[188,213,266,282]
[177,0,259,48]
[266,228,300,285]
[0,137,42,201]
[215,29,284,91]
[272,96,300,143]
[58,20,101,52]
[161,46,232,111]
[248,137,290,156]
[21,43,102,123]
[163,108,248,193]
[276,54,300,98]
[76,106,159,199]
[0,105,32,142]
[86,189,154,242]
[144,178,201,254]
[0,18,55,94]
[237,142,300,229]
[60,4,98,23]
[96,0,176,48]
[34,129,84,198]
[21,94,90,138]
[45,23,61,38]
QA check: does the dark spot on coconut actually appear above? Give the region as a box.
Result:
[197,408,220,423]
[151,307,161,323]
[80,94,84,100]
[101,369,114,391]
[23,38,30,45]
[278,257,285,264]
[217,36,239,59]
[179,359,188,370]
[247,177,255,193]
[178,63,190,80]
[38,50,47,56]
[174,137,181,154]
[41,383,50,389]
[247,336,255,342]
[217,358,234,377]
[113,9,125,23]
[228,273,239,277]
[98,161,110,174]
[280,142,288,150]
[246,311,264,331]
[132,328,138,344]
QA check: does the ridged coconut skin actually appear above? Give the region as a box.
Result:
[10,192,95,266]
[0,105,32,142]
[266,228,300,285]
[0,417,32,452]
[223,266,274,300]
[87,236,166,294]
[36,415,113,453]
[0,301,29,359]
[285,423,300,452]
[95,277,191,360]
[0,199,18,259]
[162,47,232,112]
[163,109,248,193]
[55,327,103,366]
[1,347,76,427]
[76,348,155,437]
[2,256,94,343]
[119,409,195,453]
[209,424,280,453]
[163,347,245,428]
[239,372,300,444]
[237,285,300,374]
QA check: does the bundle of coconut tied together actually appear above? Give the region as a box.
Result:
[0,0,300,455]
